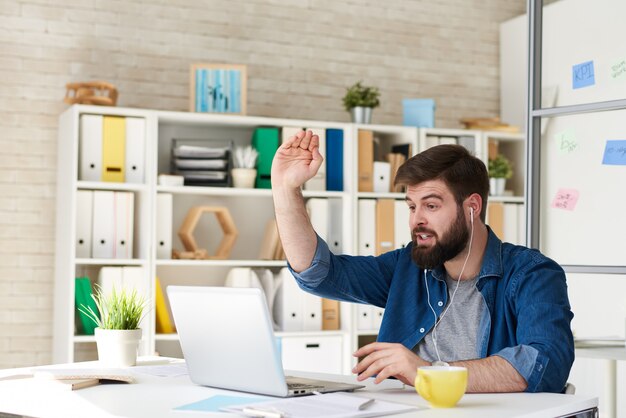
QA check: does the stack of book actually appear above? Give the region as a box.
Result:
[171,140,230,187]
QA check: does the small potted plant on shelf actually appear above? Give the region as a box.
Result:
[342,81,380,124]
[488,154,513,196]
[79,286,147,367]
[231,145,259,188]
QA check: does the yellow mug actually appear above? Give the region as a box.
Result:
[415,366,468,408]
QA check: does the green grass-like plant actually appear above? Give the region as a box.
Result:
[79,285,147,330]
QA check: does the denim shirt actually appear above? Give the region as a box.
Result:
[289,227,574,393]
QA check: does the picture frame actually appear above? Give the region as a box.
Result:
[190,64,247,115]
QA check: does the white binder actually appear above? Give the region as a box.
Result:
[124,117,145,183]
[503,203,519,244]
[281,126,304,143]
[357,305,374,330]
[97,267,123,296]
[394,200,411,250]
[75,190,93,258]
[302,292,322,331]
[304,128,326,191]
[224,267,263,290]
[79,114,103,181]
[372,307,385,330]
[156,193,173,259]
[306,198,329,241]
[373,161,391,193]
[424,135,440,150]
[274,268,304,332]
[114,192,134,259]
[517,204,526,246]
[327,198,343,254]
[358,200,376,256]
[122,266,148,330]
[439,136,458,145]
[92,191,115,259]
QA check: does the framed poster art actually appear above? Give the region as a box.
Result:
[190,64,247,115]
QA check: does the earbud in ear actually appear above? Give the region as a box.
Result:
[470,207,474,217]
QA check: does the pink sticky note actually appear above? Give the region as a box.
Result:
[551,189,580,211]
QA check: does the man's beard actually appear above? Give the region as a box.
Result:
[411,206,470,269]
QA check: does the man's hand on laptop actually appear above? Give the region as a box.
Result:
[352,342,430,386]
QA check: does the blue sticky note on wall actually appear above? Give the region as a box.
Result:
[572,61,595,89]
[602,140,626,165]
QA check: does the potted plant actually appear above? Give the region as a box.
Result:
[231,145,258,188]
[488,154,513,196]
[342,81,380,124]
[79,286,147,367]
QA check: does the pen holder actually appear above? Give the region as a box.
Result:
[231,168,257,188]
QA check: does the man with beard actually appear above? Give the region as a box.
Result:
[271,130,574,393]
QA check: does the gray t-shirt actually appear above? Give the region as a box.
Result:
[414,274,485,363]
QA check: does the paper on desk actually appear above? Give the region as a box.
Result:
[131,363,188,378]
[221,392,421,418]
[174,394,268,412]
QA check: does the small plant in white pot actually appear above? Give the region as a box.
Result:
[488,154,513,196]
[232,145,258,188]
[79,286,147,367]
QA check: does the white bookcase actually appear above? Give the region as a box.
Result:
[53,105,525,373]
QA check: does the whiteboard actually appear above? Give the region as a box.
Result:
[540,110,626,266]
[538,0,626,266]
[542,0,626,107]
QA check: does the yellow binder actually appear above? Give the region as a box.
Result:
[102,116,125,182]
[155,277,175,333]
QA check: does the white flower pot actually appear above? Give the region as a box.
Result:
[231,168,257,188]
[350,106,373,124]
[489,177,506,196]
[95,328,142,367]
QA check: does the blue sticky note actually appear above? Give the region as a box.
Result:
[174,395,267,412]
[572,61,595,89]
[602,140,626,165]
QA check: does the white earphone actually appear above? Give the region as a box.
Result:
[470,207,474,225]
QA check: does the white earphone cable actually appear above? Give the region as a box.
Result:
[425,207,475,364]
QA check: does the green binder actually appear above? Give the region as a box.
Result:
[251,127,280,189]
[74,277,99,335]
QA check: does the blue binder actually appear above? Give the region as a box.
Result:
[326,129,344,191]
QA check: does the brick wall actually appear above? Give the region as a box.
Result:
[0,0,525,367]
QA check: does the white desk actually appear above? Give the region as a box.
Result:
[0,359,598,418]
[576,346,626,418]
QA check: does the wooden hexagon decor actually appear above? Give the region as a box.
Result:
[177,206,238,259]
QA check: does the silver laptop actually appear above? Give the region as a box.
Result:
[167,286,364,397]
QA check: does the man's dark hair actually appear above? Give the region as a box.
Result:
[394,144,489,222]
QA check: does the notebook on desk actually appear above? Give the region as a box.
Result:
[167,286,364,397]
